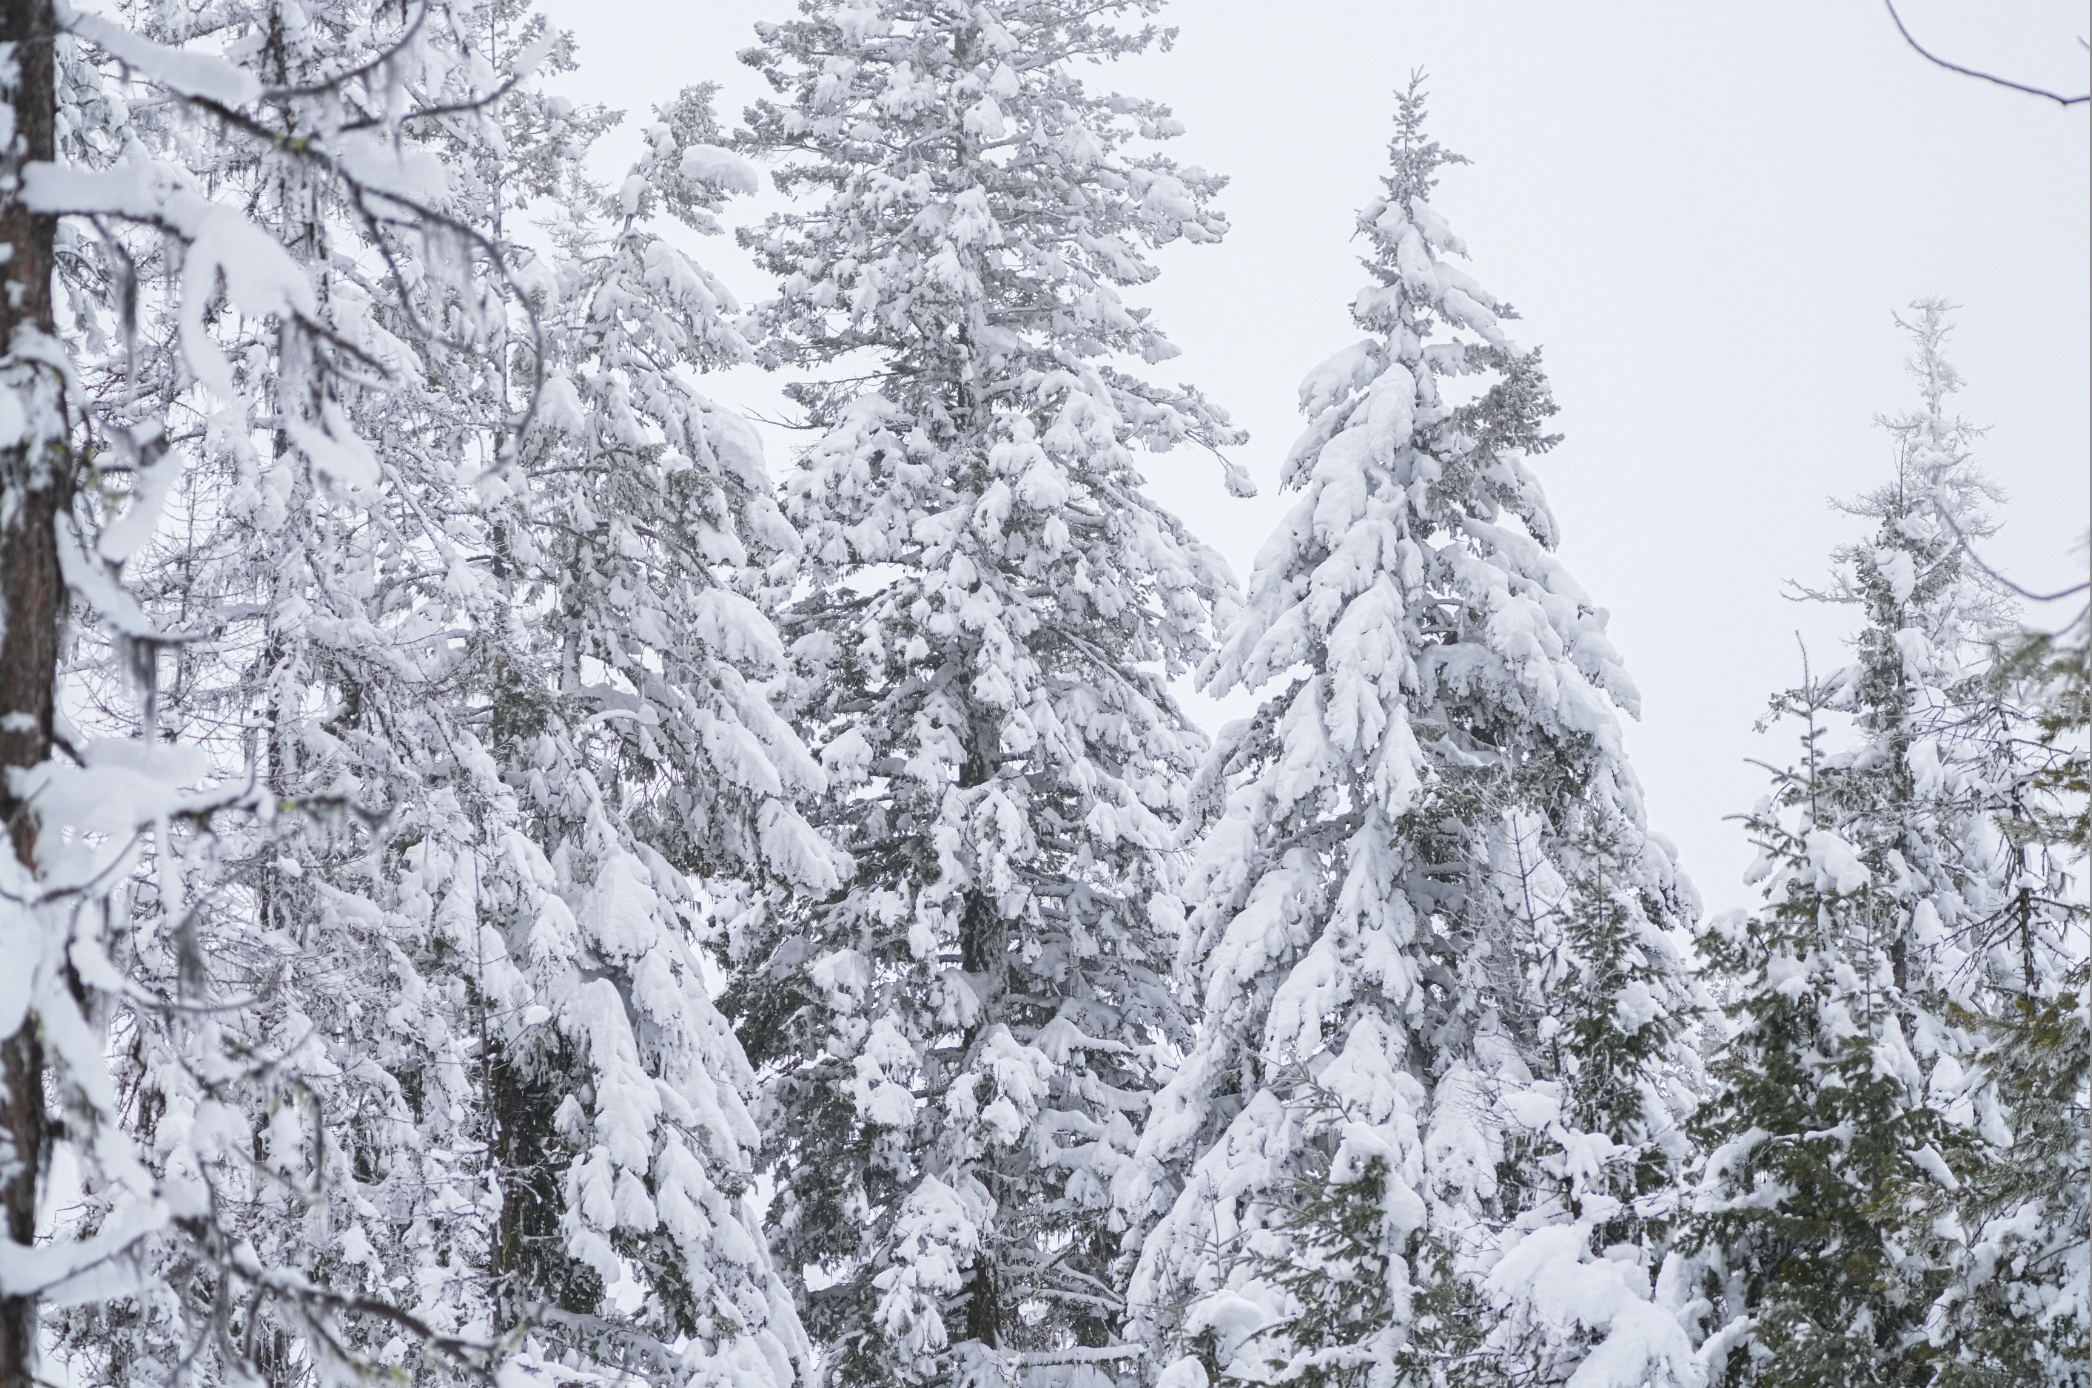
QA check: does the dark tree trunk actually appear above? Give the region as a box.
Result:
[961,1258,1000,1350]
[0,1025,44,1388]
[0,0,64,1382]
[951,709,1009,1351]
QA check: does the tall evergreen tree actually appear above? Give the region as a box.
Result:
[481,70,838,1388]
[3,1,533,1382]
[1679,303,2066,1388]
[27,4,827,1384]
[726,3,1247,1384]
[1926,560,2088,1374]
[40,3,548,1379]
[1924,611,2090,1386]
[1117,80,1703,1388]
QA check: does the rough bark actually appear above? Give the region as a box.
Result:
[0,0,63,1382]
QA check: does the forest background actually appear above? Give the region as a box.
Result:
[0,0,2082,1383]
[542,0,2092,912]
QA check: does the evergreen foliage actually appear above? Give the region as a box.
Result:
[482,70,834,1387]
[24,4,824,1384]
[1117,79,1703,1388]
[1680,304,2079,1388]
[11,2,537,1382]
[725,3,1246,1384]
[0,8,2073,1387]
[1925,591,2088,1384]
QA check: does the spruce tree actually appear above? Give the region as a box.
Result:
[1926,571,2088,1375]
[726,3,1246,1384]
[27,4,827,1384]
[1680,303,2060,1388]
[1117,80,1703,1388]
[5,1,534,1381]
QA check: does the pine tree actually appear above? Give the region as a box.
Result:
[726,3,1246,1384]
[1116,80,1703,1388]
[479,71,837,1387]
[22,4,826,1384]
[3,0,535,1381]
[1679,303,2061,1388]
[1924,575,2088,1379]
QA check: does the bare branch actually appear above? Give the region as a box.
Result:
[1884,0,2089,107]
[1935,500,2090,604]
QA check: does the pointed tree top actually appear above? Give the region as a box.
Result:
[1384,70,1468,206]
[1895,296,1965,420]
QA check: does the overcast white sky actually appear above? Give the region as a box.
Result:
[541,0,2090,914]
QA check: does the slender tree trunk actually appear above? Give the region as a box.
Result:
[955,716,1006,1351]
[0,0,63,1382]
[0,1024,41,1388]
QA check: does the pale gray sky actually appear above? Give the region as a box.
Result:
[541,0,2090,913]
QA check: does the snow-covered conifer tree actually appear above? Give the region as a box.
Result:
[3,1,540,1381]
[1929,594,2087,1386]
[18,5,823,1385]
[1917,348,2084,1388]
[1680,303,2071,1387]
[727,3,1246,1384]
[1117,80,1703,1388]
[1916,590,2083,1381]
[476,74,837,1387]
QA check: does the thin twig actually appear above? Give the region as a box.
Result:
[1884,0,2089,107]
[741,406,820,431]
[1936,500,2090,604]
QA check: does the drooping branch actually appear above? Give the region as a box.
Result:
[1883,0,2089,107]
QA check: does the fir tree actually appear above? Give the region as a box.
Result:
[1117,79,1703,1388]
[1924,571,2088,1381]
[25,4,826,1384]
[6,0,536,1381]
[726,3,1246,1384]
[1680,303,2061,1388]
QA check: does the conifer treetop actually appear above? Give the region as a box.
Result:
[738,0,1250,489]
[726,5,1251,1385]
[1122,81,1702,1388]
